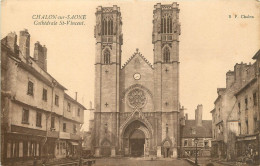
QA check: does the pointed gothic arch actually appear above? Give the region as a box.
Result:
[103,48,111,64]
[161,136,173,147]
[101,137,111,146]
[163,46,170,62]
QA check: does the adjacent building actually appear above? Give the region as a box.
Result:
[211,49,260,163]
[181,105,212,157]
[82,102,95,153]
[235,50,260,163]
[1,29,86,164]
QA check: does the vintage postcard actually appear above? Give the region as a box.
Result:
[1,0,259,165]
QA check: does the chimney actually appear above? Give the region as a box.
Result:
[185,113,188,120]
[226,70,235,89]
[6,32,17,53]
[19,29,30,61]
[75,92,78,101]
[34,41,47,71]
[179,106,185,125]
[195,104,203,126]
[43,45,47,70]
[234,63,248,87]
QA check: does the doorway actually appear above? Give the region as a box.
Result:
[122,120,150,157]
[163,141,171,158]
[164,148,170,158]
[130,138,145,157]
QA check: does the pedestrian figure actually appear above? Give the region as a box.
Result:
[33,157,37,166]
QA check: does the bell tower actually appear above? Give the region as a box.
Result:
[93,5,123,157]
[152,3,181,158]
[153,2,180,112]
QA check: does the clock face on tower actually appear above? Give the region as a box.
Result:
[133,73,141,80]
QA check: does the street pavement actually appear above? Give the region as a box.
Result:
[188,157,258,166]
[94,158,192,166]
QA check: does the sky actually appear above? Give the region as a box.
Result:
[1,0,259,131]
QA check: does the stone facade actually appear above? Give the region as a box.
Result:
[1,30,86,163]
[211,49,260,163]
[92,3,184,158]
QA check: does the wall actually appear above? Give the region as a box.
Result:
[236,81,258,135]
[63,96,84,124]
[11,102,47,131]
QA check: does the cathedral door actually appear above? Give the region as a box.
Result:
[163,141,171,158]
[101,140,111,157]
[164,148,170,158]
[101,147,111,157]
[129,129,145,157]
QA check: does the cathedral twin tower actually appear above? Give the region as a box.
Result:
[93,3,182,158]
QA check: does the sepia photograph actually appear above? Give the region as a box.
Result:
[1,0,260,165]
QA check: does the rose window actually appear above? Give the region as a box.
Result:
[127,89,147,108]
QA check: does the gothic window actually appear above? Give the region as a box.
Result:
[103,49,110,64]
[166,123,168,134]
[127,88,147,108]
[161,14,172,34]
[104,123,108,133]
[163,47,170,62]
[102,16,113,35]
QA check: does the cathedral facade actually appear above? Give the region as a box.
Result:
[92,3,182,158]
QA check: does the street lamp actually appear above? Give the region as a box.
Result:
[194,137,199,166]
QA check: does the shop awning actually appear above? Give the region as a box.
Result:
[70,141,79,146]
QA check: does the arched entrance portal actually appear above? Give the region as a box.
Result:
[122,120,150,157]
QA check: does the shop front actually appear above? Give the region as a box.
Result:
[3,125,46,164]
[236,134,259,163]
[56,132,81,159]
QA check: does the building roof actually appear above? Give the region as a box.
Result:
[64,93,87,110]
[210,108,215,113]
[235,77,257,96]
[121,49,153,69]
[1,40,67,91]
[182,120,212,138]
[252,49,260,59]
